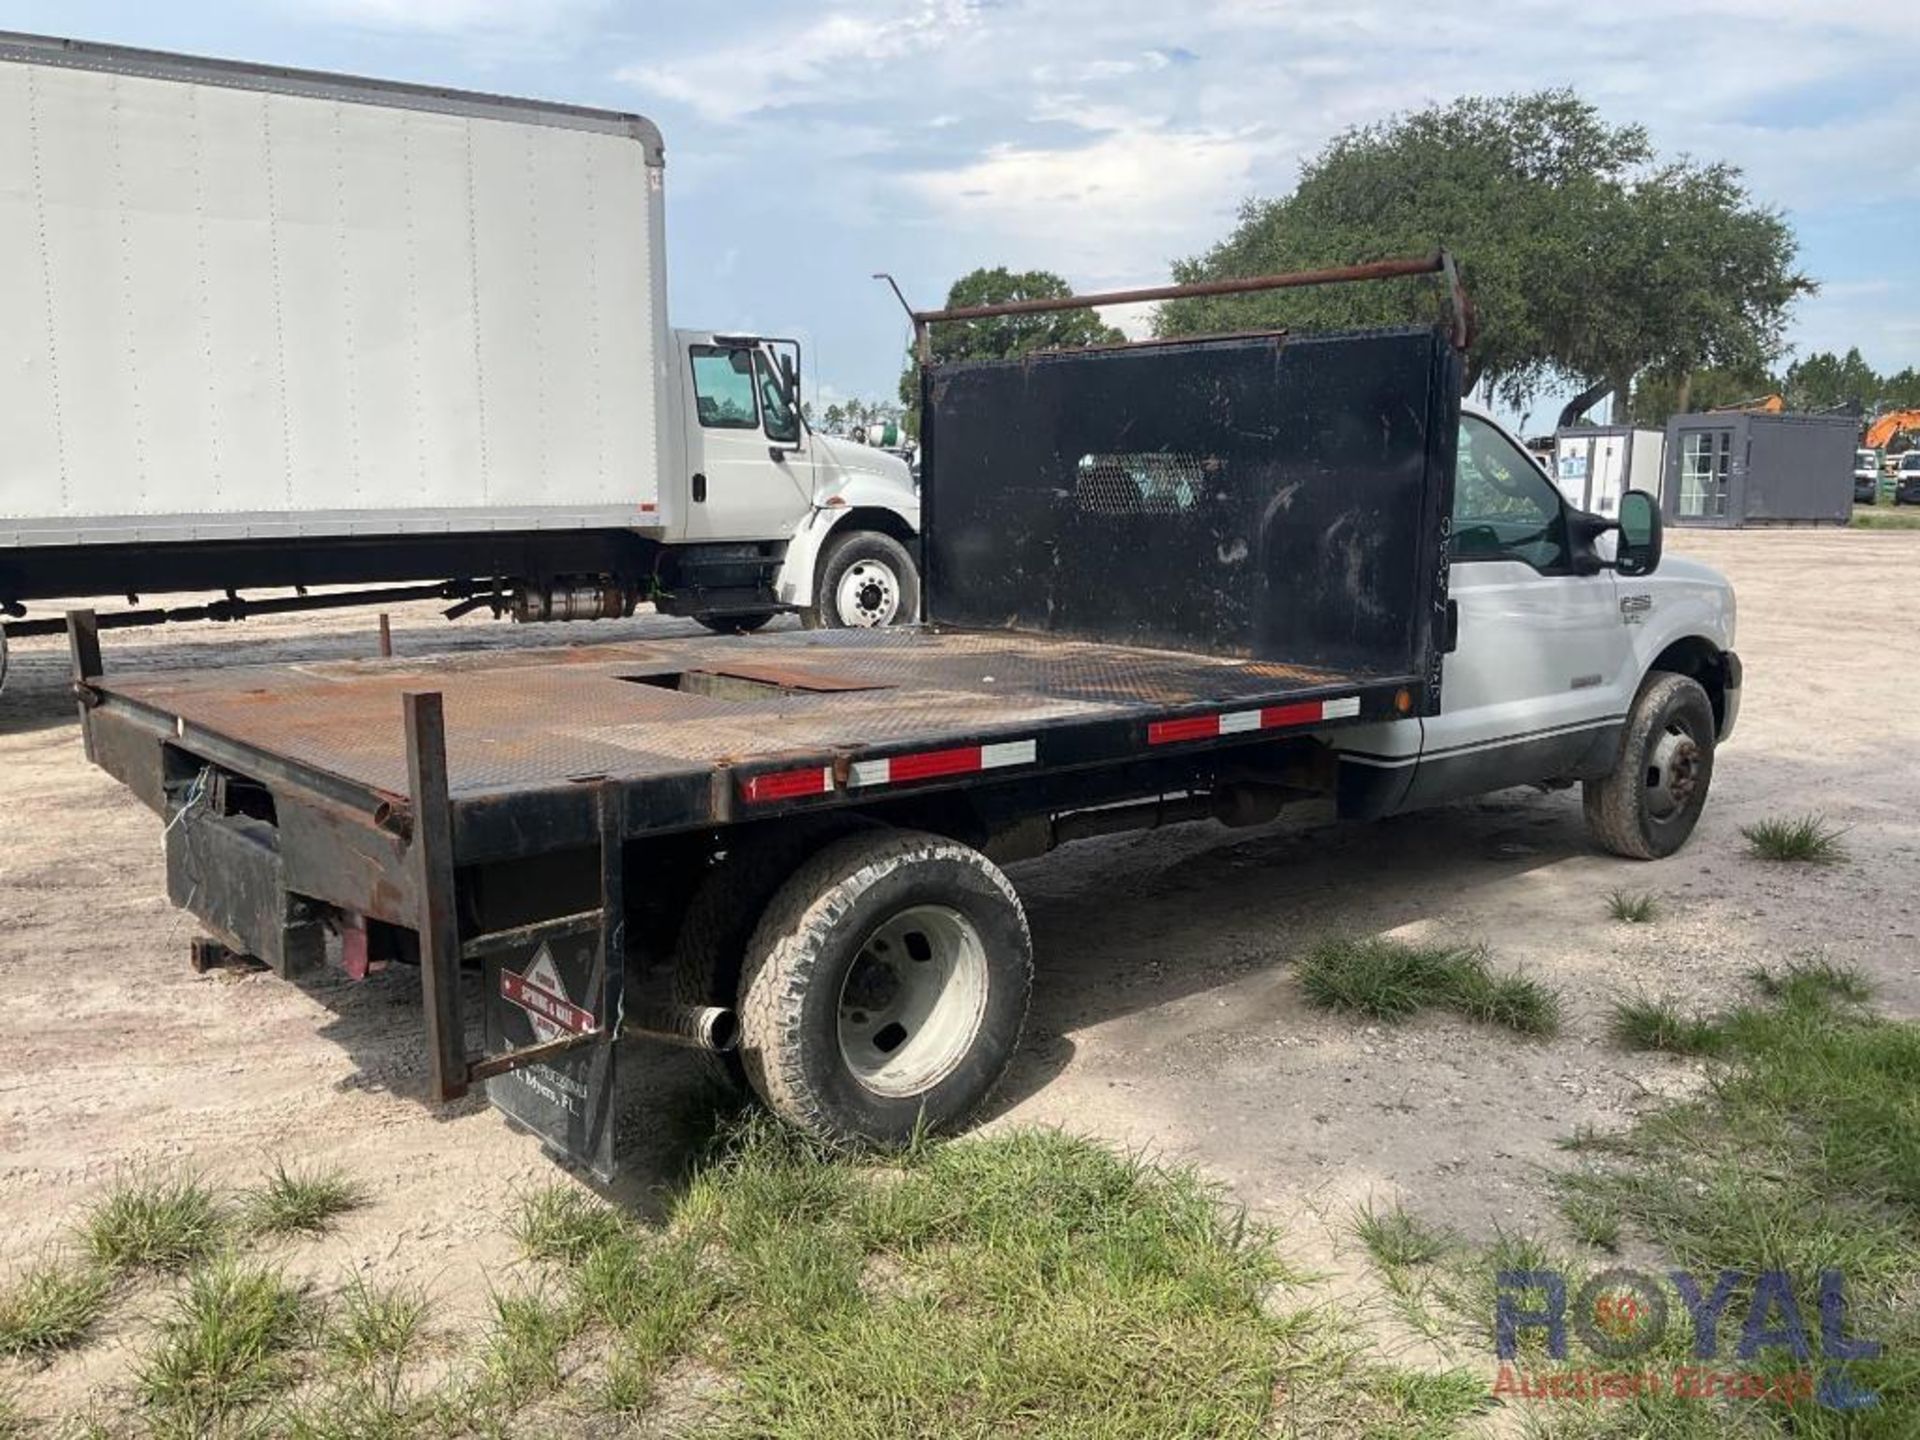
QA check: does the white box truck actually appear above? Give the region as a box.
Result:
[0,33,922,680]
[1552,426,1664,518]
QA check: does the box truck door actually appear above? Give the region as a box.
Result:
[1590,435,1626,517]
[682,343,812,541]
[1554,436,1593,510]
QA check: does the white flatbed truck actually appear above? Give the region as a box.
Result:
[0,33,922,690]
[69,260,1739,1179]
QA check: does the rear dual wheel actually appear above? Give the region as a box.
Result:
[682,827,1032,1145]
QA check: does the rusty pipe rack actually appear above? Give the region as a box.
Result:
[894,250,1474,363]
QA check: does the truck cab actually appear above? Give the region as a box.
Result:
[662,331,923,629]
[1334,404,1739,856]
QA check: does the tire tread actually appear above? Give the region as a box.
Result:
[1583,670,1714,860]
[737,829,1030,1142]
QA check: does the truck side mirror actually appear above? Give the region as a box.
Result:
[1615,489,1662,577]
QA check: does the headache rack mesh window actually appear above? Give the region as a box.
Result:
[1073,452,1211,515]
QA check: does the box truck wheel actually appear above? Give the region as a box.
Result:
[1583,671,1716,860]
[805,531,920,629]
[737,829,1031,1145]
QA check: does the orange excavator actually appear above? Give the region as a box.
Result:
[1863,410,1920,452]
[1710,393,1786,414]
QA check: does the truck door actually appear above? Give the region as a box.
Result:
[681,340,813,541]
[1401,413,1632,808]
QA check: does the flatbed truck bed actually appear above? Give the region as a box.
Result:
[88,626,1399,841]
[71,290,1469,1178]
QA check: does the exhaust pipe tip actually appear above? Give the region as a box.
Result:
[625,1003,739,1054]
[702,1007,741,1053]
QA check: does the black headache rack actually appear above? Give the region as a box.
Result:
[69,255,1465,1180]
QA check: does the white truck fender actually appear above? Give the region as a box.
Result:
[772,471,921,609]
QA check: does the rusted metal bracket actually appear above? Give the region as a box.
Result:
[458,909,604,961]
[466,1028,604,1082]
[402,690,469,1102]
[400,708,629,1105]
[901,250,1473,365]
[66,609,102,761]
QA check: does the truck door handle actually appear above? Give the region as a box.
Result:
[1442,599,1459,654]
[692,473,707,503]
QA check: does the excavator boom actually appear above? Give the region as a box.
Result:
[1710,392,1786,414]
[1864,410,1920,451]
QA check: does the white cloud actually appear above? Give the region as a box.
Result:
[901,126,1261,281]
[616,0,981,122]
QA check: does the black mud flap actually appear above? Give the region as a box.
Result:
[481,917,622,1182]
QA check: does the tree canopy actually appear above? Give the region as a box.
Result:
[817,396,904,437]
[898,266,1125,429]
[1783,348,1920,415]
[1155,90,1811,421]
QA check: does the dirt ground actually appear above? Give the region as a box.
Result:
[3,528,1918,1418]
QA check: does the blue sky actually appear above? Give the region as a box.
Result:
[5,0,1916,432]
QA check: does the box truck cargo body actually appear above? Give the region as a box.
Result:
[0,33,922,671]
[1552,426,1663,518]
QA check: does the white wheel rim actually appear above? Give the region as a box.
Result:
[836,904,989,1098]
[1644,724,1701,821]
[835,559,900,627]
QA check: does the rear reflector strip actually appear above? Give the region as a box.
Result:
[852,739,1036,789]
[740,699,1360,802]
[741,766,835,803]
[1147,695,1360,745]
[743,739,1038,804]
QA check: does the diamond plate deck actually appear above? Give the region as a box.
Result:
[96,625,1389,802]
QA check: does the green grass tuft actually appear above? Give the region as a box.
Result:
[0,1258,111,1356]
[1606,889,1658,923]
[513,1183,627,1266]
[1430,1229,1585,1361]
[322,1273,427,1377]
[1553,1173,1625,1251]
[81,1169,223,1273]
[244,1161,363,1238]
[1296,937,1560,1035]
[480,1282,575,1402]
[280,1379,436,1440]
[138,1256,310,1427]
[1609,994,1726,1055]
[1740,811,1849,863]
[1352,1200,1451,1270]
[1748,955,1872,1007]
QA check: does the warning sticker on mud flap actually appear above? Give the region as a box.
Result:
[500,946,596,1041]
[483,926,619,1182]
